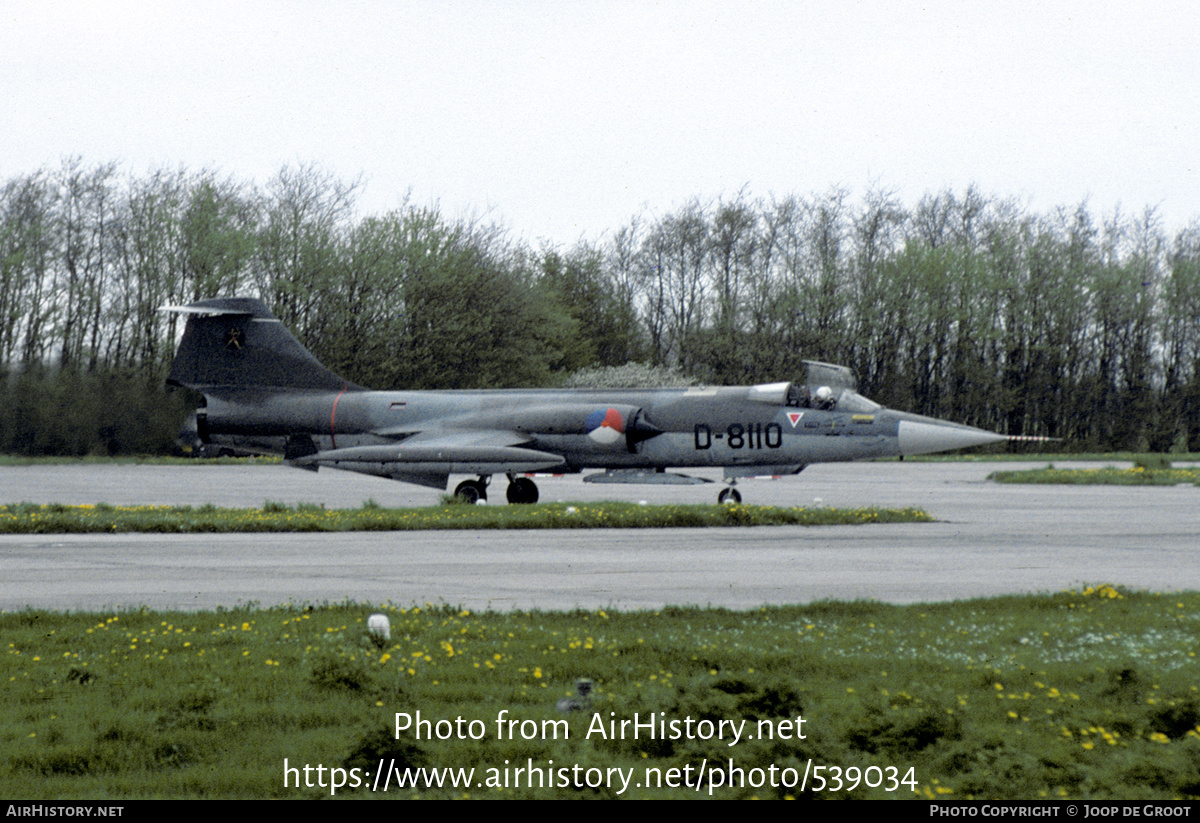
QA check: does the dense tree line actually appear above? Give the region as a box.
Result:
[2,159,1198,454]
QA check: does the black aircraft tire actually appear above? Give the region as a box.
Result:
[506,476,539,505]
[454,480,486,503]
[718,487,742,505]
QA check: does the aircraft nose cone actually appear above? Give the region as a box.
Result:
[897,420,1007,456]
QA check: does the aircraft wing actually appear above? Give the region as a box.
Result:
[288,429,566,489]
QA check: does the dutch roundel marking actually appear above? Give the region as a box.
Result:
[787,411,804,427]
[585,407,625,444]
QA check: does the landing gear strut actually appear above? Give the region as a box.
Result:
[454,477,490,503]
[506,475,539,504]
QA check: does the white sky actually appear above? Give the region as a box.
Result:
[3,0,1197,248]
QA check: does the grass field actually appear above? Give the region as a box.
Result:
[3,588,1198,800]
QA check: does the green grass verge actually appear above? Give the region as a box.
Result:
[0,501,932,534]
[909,452,1200,463]
[3,587,1199,799]
[0,455,281,466]
[989,464,1200,485]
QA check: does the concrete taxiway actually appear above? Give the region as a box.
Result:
[1,461,1197,611]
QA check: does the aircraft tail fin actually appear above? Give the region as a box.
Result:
[163,297,359,393]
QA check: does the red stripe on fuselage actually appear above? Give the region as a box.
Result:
[330,383,349,448]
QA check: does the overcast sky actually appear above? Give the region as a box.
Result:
[3,0,1196,248]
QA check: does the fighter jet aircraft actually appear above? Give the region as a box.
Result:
[164,297,1008,504]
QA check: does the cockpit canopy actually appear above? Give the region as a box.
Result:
[800,360,881,413]
[747,360,882,414]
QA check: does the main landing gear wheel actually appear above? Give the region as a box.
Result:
[718,487,742,505]
[454,479,489,503]
[506,476,539,505]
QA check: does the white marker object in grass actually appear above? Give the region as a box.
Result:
[367,613,391,641]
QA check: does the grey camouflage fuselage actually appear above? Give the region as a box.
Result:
[166,297,1005,503]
